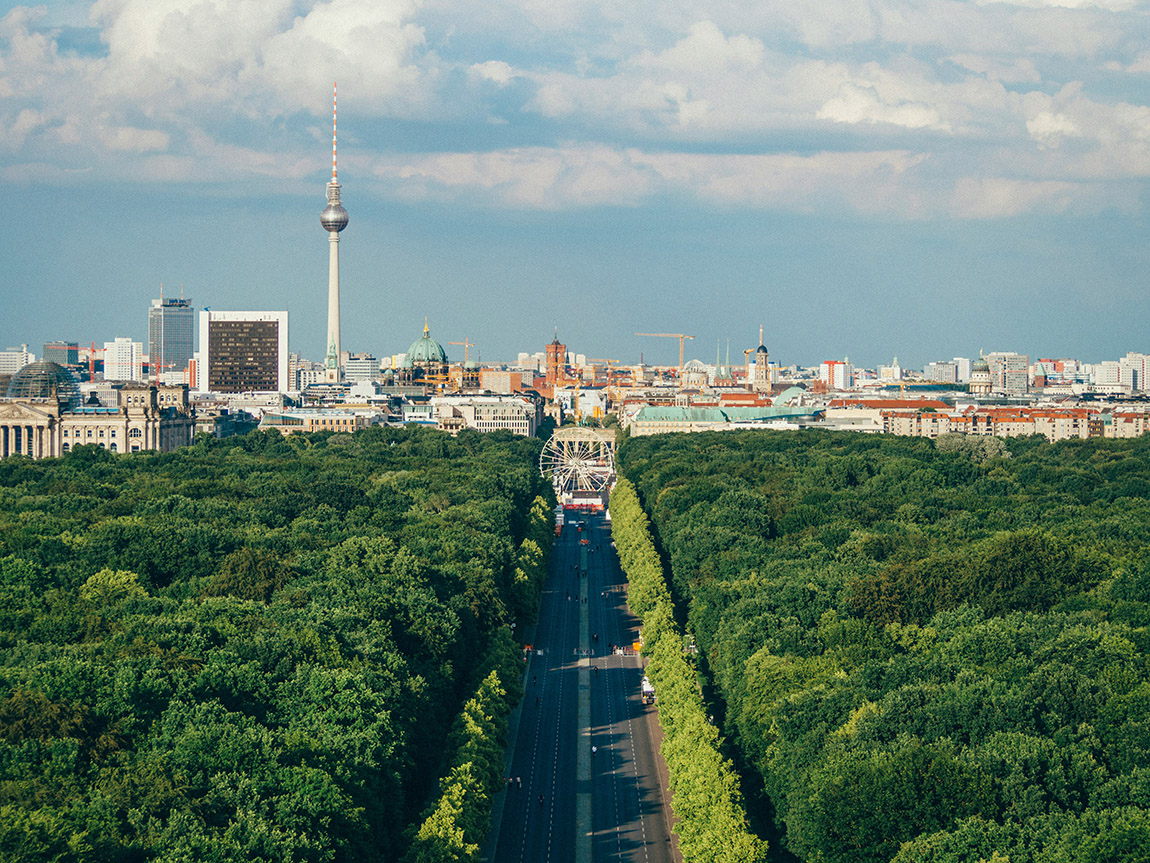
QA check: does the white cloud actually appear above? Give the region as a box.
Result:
[1,0,1150,220]
[470,60,517,86]
[1026,110,1080,146]
[951,176,1075,218]
[976,0,1136,9]
[818,82,949,131]
[371,144,937,215]
[97,123,170,152]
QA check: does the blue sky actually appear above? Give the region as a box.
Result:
[2,0,1150,370]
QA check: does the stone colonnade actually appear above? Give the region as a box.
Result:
[0,422,53,459]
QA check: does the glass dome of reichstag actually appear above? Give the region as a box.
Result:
[6,362,82,410]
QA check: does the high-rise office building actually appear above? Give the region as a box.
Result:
[0,345,34,375]
[43,341,79,365]
[103,337,145,382]
[149,295,195,378]
[197,311,289,393]
[986,352,1029,396]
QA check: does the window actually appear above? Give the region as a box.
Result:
[62,444,69,453]
[110,443,117,452]
[86,429,92,438]
[129,428,142,438]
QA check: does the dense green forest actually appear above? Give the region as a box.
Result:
[619,430,1150,863]
[0,427,552,862]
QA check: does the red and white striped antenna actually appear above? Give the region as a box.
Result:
[331,81,339,183]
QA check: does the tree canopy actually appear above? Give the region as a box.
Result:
[0,426,552,862]
[618,429,1150,863]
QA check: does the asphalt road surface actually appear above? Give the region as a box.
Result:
[492,512,676,863]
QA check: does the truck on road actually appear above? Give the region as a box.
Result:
[641,676,656,705]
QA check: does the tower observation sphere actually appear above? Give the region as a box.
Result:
[321,196,348,233]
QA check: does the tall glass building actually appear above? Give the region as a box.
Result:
[148,297,195,378]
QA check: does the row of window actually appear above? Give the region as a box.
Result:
[61,427,144,439]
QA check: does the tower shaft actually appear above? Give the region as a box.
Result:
[326,226,341,381]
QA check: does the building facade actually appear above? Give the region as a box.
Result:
[546,334,567,387]
[986,352,1029,396]
[431,395,539,436]
[0,362,194,459]
[103,337,144,382]
[0,346,34,375]
[148,297,195,378]
[43,342,79,365]
[197,310,289,393]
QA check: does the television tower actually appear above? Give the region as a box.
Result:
[320,82,349,383]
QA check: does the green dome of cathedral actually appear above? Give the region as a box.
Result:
[405,321,448,367]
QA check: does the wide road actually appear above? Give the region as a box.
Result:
[492,512,676,863]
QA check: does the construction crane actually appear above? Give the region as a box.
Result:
[634,333,695,369]
[588,358,621,411]
[587,358,618,384]
[448,339,475,363]
[87,342,105,377]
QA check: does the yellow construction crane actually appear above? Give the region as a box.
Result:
[448,338,475,363]
[588,358,621,411]
[587,358,618,384]
[634,333,695,369]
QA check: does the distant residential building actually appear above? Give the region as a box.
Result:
[628,404,822,436]
[879,358,903,382]
[882,410,955,438]
[43,341,79,366]
[515,352,545,373]
[1120,352,1150,392]
[259,408,381,435]
[343,353,379,382]
[480,369,525,393]
[986,352,1029,396]
[924,361,958,384]
[953,357,972,382]
[197,310,288,393]
[0,345,34,375]
[431,394,539,436]
[881,405,1098,443]
[1109,411,1150,438]
[820,360,853,390]
[148,296,195,379]
[103,337,144,382]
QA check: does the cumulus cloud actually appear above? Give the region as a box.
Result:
[371,144,936,216]
[1,0,1150,220]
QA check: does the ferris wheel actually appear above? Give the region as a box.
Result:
[539,427,616,496]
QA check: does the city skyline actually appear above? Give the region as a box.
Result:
[3,1,1150,369]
